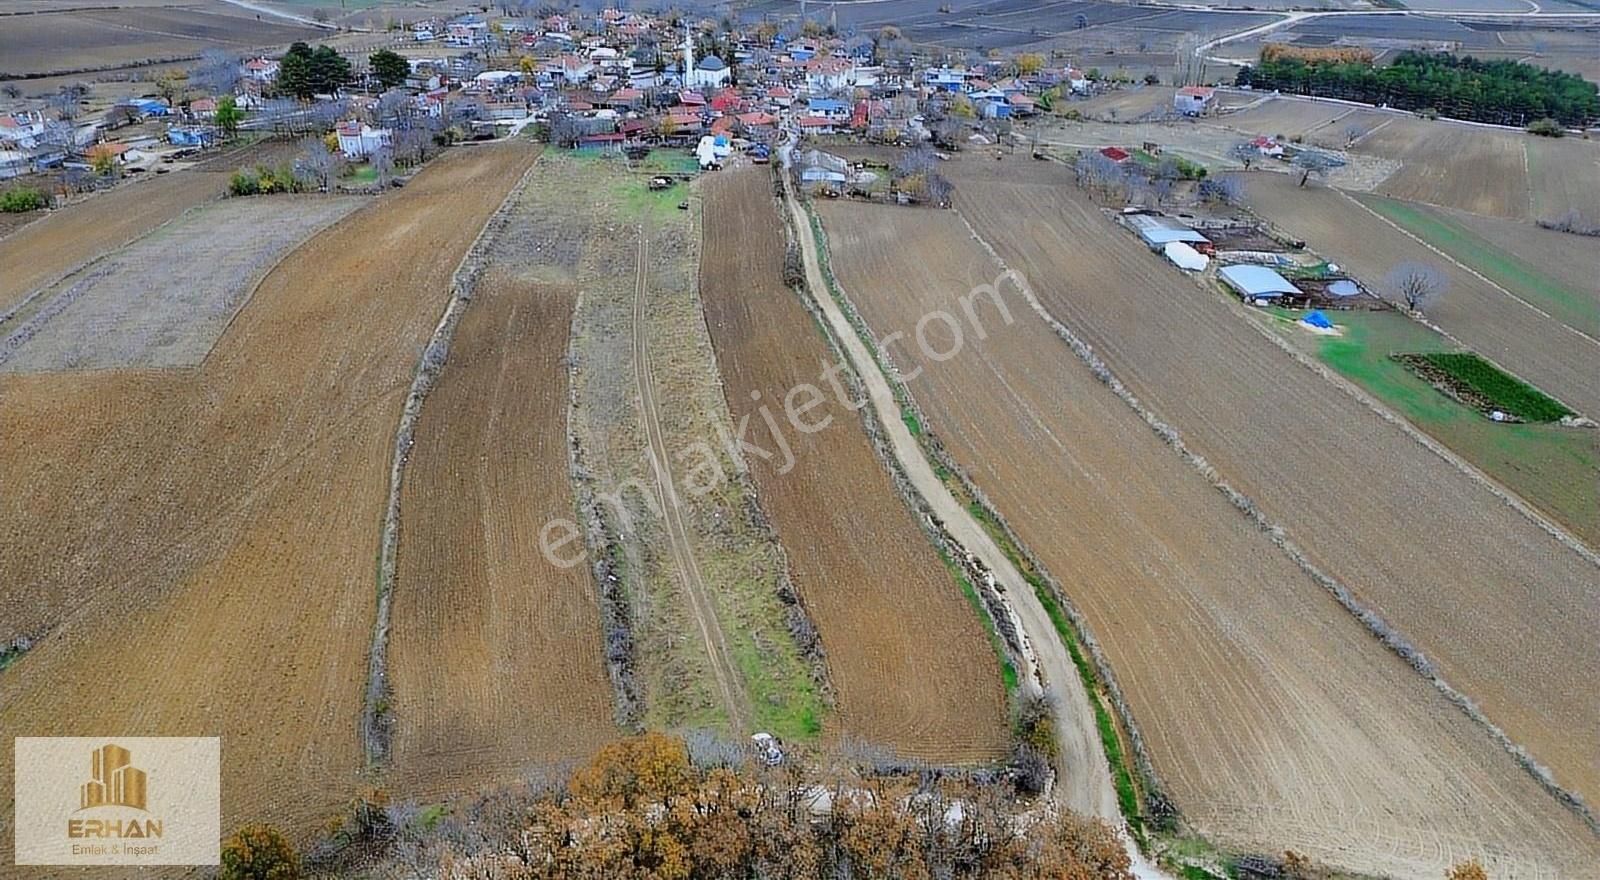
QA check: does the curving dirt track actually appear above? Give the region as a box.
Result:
[0,169,229,313]
[0,142,538,849]
[700,167,1008,762]
[943,156,1600,833]
[817,195,1600,878]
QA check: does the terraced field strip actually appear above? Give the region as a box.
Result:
[632,225,751,733]
[1356,116,1532,219]
[0,142,536,848]
[700,167,1008,763]
[947,156,1600,827]
[817,193,1600,878]
[386,269,617,799]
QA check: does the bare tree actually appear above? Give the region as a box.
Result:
[1342,122,1366,147]
[1384,261,1448,312]
[1,84,20,100]
[1198,176,1242,204]
[190,48,242,97]
[1291,150,1335,187]
[896,144,935,178]
[370,145,394,185]
[293,136,342,191]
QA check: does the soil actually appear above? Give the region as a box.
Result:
[0,142,538,848]
[386,264,618,800]
[701,166,1009,763]
[820,183,1600,877]
[944,154,1600,842]
[0,169,229,313]
[1239,172,1600,419]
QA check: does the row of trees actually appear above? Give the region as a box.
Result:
[1236,51,1600,128]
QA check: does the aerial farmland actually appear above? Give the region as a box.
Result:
[1,0,1598,877]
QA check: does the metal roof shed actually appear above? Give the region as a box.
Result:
[1127,214,1209,249]
[1219,264,1300,300]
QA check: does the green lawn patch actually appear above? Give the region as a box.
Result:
[1297,309,1598,544]
[1397,351,1574,422]
[1355,194,1592,330]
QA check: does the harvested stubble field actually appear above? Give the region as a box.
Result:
[701,167,1008,762]
[816,195,1600,878]
[944,156,1600,824]
[0,6,320,78]
[562,154,820,738]
[0,142,536,850]
[1236,174,1600,420]
[0,194,363,372]
[1356,116,1532,218]
[0,169,228,313]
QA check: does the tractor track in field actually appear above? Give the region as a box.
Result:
[630,225,750,734]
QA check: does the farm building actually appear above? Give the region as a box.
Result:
[1175,86,1216,116]
[1219,264,1301,304]
[797,149,848,190]
[1127,214,1211,250]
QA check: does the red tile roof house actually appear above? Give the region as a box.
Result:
[1175,85,1216,116]
[188,98,218,119]
[798,115,837,134]
[765,86,794,109]
[1098,146,1131,163]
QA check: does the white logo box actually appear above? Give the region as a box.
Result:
[14,737,220,866]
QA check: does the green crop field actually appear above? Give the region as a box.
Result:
[1403,351,1575,423]
[1268,309,1598,545]
[1355,194,1593,331]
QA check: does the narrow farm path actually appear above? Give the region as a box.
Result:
[775,152,1122,824]
[631,225,751,734]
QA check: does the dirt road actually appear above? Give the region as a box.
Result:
[631,226,751,733]
[776,155,1117,823]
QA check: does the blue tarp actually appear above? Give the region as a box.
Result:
[1303,310,1334,329]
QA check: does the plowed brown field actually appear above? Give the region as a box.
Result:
[0,142,537,850]
[0,169,228,312]
[701,168,1007,762]
[817,195,1600,878]
[1358,117,1530,218]
[943,157,1600,822]
[1238,173,1600,418]
[1527,134,1600,222]
[387,267,617,798]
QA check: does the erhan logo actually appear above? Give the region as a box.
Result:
[67,744,164,840]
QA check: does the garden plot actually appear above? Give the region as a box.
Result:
[816,195,1600,879]
[701,167,1008,762]
[0,195,363,373]
[946,155,1600,819]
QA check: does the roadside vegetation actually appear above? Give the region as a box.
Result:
[0,187,48,213]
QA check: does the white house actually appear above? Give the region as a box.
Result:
[242,57,279,83]
[336,120,391,158]
[804,56,857,93]
[1175,86,1215,116]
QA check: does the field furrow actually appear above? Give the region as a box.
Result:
[818,192,1600,878]
[944,156,1600,820]
[0,142,537,851]
[702,167,1009,762]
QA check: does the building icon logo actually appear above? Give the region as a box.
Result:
[78,744,148,813]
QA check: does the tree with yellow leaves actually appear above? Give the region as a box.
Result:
[220,824,299,880]
[1447,860,1490,880]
